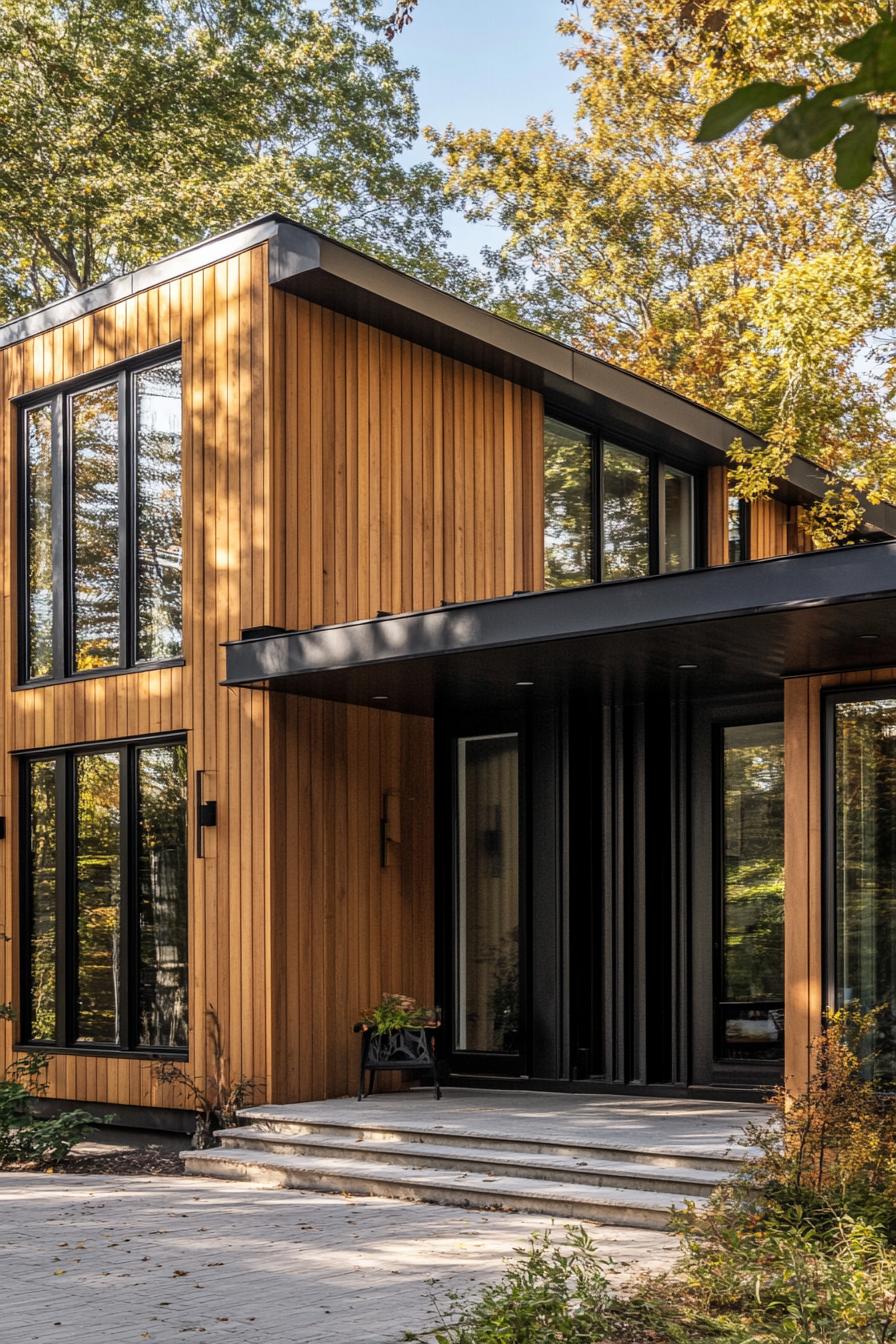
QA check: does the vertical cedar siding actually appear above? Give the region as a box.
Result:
[0,245,273,1111]
[266,290,544,1101]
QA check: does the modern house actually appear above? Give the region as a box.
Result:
[2,214,896,1131]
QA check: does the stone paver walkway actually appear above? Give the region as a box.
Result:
[2,1171,678,1344]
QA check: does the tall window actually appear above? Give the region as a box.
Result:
[21,353,183,682]
[544,414,697,587]
[728,494,749,563]
[544,418,593,588]
[21,737,188,1054]
[717,722,785,1063]
[832,694,896,1078]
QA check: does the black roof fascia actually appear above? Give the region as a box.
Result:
[224,540,896,689]
[0,217,284,350]
[3,213,893,533]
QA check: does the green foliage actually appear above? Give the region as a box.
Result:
[153,1004,257,1148]
[428,1,896,539]
[358,993,437,1034]
[0,0,473,319]
[697,15,896,190]
[0,1005,96,1169]
[420,1008,896,1344]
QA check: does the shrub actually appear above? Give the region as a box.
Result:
[0,1005,96,1169]
[421,1008,896,1344]
[153,1004,257,1148]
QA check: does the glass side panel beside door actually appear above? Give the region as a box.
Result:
[833,695,896,1078]
[717,722,785,1062]
[455,733,521,1054]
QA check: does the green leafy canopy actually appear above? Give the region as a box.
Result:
[697,13,896,190]
[0,0,474,320]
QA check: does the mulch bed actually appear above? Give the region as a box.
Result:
[57,1146,188,1176]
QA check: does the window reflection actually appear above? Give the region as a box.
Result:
[26,404,54,679]
[602,443,650,580]
[137,744,188,1049]
[136,361,183,661]
[834,696,896,1078]
[75,752,121,1043]
[718,723,785,1062]
[662,466,693,573]
[456,734,520,1053]
[27,758,57,1040]
[73,385,120,670]
[544,417,593,588]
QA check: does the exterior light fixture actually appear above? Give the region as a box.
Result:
[371,694,389,702]
[860,633,879,640]
[515,680,534,687]
[678,663,698,670]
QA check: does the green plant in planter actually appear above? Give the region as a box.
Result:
[0,1003,97,1169]
[358,994,438,1035]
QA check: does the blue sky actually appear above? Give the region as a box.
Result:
[383,0,577,260]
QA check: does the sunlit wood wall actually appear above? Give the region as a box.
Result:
[0,245,274,1113]
[265,290,545,1101]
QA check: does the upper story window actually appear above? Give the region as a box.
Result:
[21,352,183,683]
[544,414,697,589]
[728,493,749,563]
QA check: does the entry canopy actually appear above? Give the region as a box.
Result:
[224,542,896,714]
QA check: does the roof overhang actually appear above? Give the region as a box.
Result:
[3,214,894,531]
[224,542,896,715]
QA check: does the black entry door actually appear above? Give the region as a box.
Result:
[446,729,528,1076]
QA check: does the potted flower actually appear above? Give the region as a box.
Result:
[354,994,441,1100]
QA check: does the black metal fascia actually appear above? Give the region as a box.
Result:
[224,540,896,688]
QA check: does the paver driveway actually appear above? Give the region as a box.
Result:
[1,1171,677,1344]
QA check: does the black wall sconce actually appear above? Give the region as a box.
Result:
[380,789,400,868]
[196,770,217,859]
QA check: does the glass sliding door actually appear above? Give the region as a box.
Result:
[832,694,896,1077]
[455,733,522,1062]
[717,722,785,1064]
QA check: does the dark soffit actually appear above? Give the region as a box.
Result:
[223,542,896,714]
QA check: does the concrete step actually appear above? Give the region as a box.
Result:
[215,1126,724,1198]
[182,1145,707,1228]
[236,1106,747,1175]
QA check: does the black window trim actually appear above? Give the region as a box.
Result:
[711,712,785,1072]
[543,405,706,587]
[17,730,189,1059]
[17,343,183,687]
[822,682,896,1026]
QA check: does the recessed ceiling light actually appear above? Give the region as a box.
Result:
[860,633,879,641]
[371,694,389,702]
[678,663,698,670]
[515,680,534,687]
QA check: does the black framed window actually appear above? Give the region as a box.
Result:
[19,350,183,683]
[728,494,749,563]
[829,690,896,1079]
[20,735,188,1056]
[715,721,785,1064]
[544,413,699,587]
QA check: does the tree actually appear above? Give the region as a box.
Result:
[697,10,896,191]
[425,1,896,538]
[0,0,471,319]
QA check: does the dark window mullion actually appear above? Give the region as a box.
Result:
[649,459,661,575]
